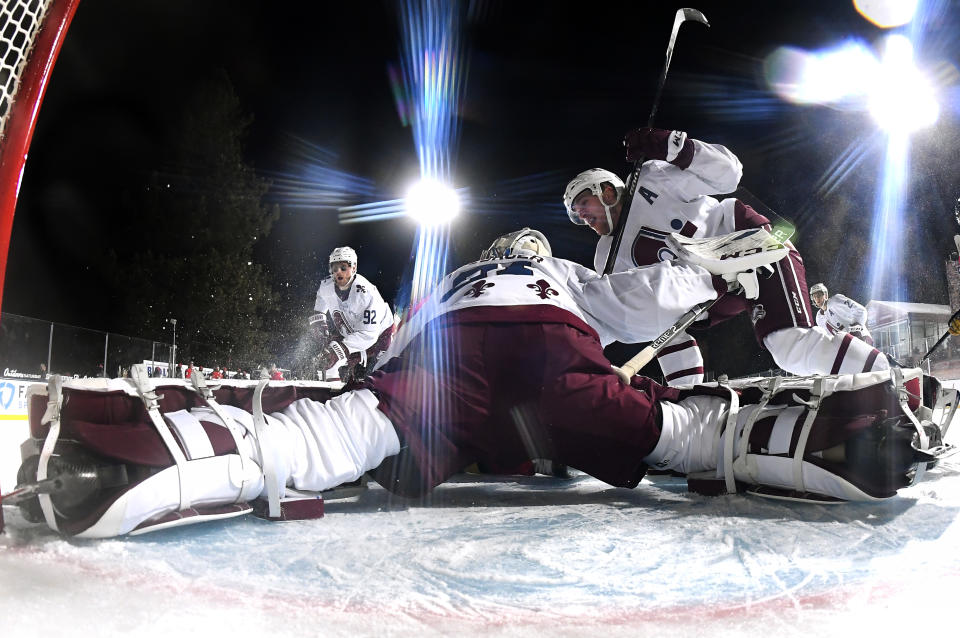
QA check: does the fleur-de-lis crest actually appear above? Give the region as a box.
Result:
[465,279,495,298]
[527,279,558,300]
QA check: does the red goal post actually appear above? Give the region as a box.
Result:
[0,0,80,314]
[0,0,80,533]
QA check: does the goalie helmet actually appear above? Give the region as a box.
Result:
[481,228,552,260]
[329,246,358,270]
[562,168,624,231]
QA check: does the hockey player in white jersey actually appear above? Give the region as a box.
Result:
[564,127,890,384]
[810,283,874,345]
[11,229,944,538]
[310,246,394,383]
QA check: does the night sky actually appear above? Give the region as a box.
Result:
[5,1,960,365]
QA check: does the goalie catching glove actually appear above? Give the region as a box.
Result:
[666,228,788,300]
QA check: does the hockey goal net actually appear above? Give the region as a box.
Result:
[0,0,80,533]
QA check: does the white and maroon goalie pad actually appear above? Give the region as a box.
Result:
[686,368,934,502]
[20,376,357,537]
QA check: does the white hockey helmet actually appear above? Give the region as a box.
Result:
[329,246,358,270]
[481,228,552,260]
[809,283,828,297]
[563,168,624,233]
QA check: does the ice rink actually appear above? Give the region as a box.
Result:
[2,386,960,637]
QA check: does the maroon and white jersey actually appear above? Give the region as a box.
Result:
[816,294,870,336]
[594,139,743,273]
[314,273,394,354]
[378,253,724,370]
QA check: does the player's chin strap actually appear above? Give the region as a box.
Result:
[36,375,65,533]
[129,364,192,513]
[188,372,253,503]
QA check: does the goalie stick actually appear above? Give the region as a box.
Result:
[613,221,796,384]
[603,8,709,275]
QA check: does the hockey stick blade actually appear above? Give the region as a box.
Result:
[647,8,710,127]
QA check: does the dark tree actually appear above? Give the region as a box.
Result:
[109,71,279,368]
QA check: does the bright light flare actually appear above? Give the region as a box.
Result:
[868,35,939,133]
[404,179,460,226]
[765,35,938,133]
[854,0,918,28]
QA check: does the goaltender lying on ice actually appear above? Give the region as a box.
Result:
[5,228,957,538]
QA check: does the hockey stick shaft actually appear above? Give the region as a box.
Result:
[614,226,798,383]
[602,8,709,275]
[613,298,717,383]
[919,307,960,364]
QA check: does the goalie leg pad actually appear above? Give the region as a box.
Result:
[650,369,938,501]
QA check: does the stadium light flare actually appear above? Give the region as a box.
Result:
[867,35,939,134]
[765,34,939,134]
[854,0,918,28]
[404,178,460,226]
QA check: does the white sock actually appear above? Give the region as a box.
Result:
[643,395,730,474]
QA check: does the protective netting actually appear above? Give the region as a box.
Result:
[0,0,52,142]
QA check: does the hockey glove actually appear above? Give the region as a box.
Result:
[318,339,349,372]
[623,127,692,167]
[308,313,330,347]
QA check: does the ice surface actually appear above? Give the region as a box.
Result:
[3,390,960,637]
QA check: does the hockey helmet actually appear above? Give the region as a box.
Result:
[809,282,828,297]
[481,228,552,260]
[562,168,624,233]
[329,246,358,271]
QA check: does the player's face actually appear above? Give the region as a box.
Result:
[811,291,826,309]
[570,188,616,236]
[330,261,356,288]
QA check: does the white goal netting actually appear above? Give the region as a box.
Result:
[0,0,54,142]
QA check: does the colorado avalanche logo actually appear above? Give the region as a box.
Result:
[464,280,494,298]
[657,246,678,262]
[526,279,558,300]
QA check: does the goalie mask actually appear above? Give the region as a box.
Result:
[563,168,624,234]
[481,228,552,260]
